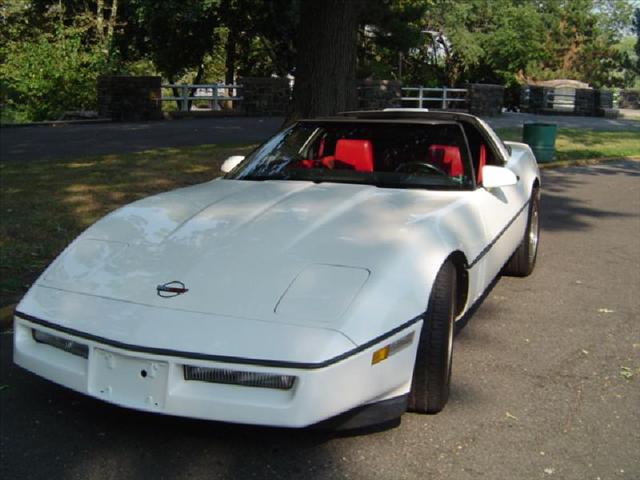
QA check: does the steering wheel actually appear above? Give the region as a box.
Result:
[395,162,448,176]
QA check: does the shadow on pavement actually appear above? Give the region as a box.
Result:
[540,160,638,232]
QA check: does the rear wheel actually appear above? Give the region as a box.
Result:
[504,187,540,277]
[407,260,456,414]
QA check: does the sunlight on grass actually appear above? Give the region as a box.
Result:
[496,128,640,161]
[65,162,98,169]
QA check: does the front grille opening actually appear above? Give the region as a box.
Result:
[184,365,296,390]
[32,329,89,359]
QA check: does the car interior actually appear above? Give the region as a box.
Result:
[232,120,509,190]
[288,122,476,182]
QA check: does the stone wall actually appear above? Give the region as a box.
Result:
[618,89,640,109]
[595,90,613,110]
[574,89,595,116]
[97,76,162,121]
[239,77,291,116]
[467,84,504,116]
[594,90,617,117]
[357,80,402,110]
[526,85,552,112]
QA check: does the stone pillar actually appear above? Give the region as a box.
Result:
[618,89,640,109]
[97,76,162,121]
[594,90,617,117]
[239,77,291,116]
[357,80,402,110]
[527,85,552,113]
[574,88,595,116]
[467,84,504,116]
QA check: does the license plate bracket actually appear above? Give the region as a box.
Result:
[89,349,169,410]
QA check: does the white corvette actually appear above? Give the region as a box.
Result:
[14,110,540,428]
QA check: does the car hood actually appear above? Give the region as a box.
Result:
[39,179,463,329]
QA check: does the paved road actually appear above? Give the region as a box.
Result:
[1,160,639,480]
[0,117,285,163]
[1,113,638,163]
[487,111,640,131]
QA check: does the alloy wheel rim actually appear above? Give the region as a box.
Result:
[445,292,454,379]
[528,200,539,264]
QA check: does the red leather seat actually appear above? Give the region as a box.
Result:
[291,159,315,169]
[427,145,463,177]
[321,139,374,172]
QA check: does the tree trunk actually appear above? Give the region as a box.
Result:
[96,0,104,40]
[292,0,362,118]
[225,28,238,87]
[106,0,118,44]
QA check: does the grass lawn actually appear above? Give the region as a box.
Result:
[1,128,639,307]
[495,128,640,162]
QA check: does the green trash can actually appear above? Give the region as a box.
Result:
[522,123,558,163]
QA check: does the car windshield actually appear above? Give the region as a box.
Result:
[226,121,475,189]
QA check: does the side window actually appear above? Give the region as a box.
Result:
[461,123,505,186]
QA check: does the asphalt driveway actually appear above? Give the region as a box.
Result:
[1,159,638,480]
[1,113,638,163]
[0,117,285,163]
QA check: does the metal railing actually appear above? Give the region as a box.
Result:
[161,83,243,112]
[401,86,468,109]
[543,90,575,110]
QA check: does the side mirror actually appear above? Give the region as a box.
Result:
[221,155,245,173]
[481,165,518,189]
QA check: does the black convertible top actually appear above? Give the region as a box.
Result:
[302,109,488,131]
[325,109,509,163]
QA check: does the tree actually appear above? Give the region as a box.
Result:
[0,5,113,121]
[634,8,640,73]
[292,0,363,118]
[129,0,220,83]
[356,0,428,81]
[218,0,298,83]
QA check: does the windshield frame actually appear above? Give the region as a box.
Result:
[225,119,478,191]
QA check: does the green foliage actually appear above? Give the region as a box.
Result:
[634,8,640,72]
[128,0,220,81]
[361,0,638,88]
[357,0,427,79]
[0,6,114,122]
[2,0,639,122]
[218,0,298,78]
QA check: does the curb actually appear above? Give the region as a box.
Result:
[1,118,113,129]
[538,156,640,169]
[0,304,16,330]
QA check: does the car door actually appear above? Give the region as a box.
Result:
[465,120,531,293]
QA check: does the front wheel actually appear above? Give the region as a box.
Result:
[503,187,540,277]
[407,260,456,414]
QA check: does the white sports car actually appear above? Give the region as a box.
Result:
[14,110,540,429]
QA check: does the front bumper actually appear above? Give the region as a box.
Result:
[14,315,420,428]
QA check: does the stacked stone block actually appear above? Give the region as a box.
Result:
[618,90,640,109]
[594,90,618,118]
[97,76,162,121]
[467,84,504,116]
[574,89,595,116]
[239,77,291,116]
[526,85,553,113]
[357,80,402,110]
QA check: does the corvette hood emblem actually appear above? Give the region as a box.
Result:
[157,281,189,297]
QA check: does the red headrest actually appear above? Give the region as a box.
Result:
[477,144,486,184]
[427,145,463,177]
[334,139,374,172]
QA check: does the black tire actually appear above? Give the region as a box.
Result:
[407,260,456,414]
[503,187,540,277]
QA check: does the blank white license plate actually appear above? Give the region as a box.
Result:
[90,349,169,410]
